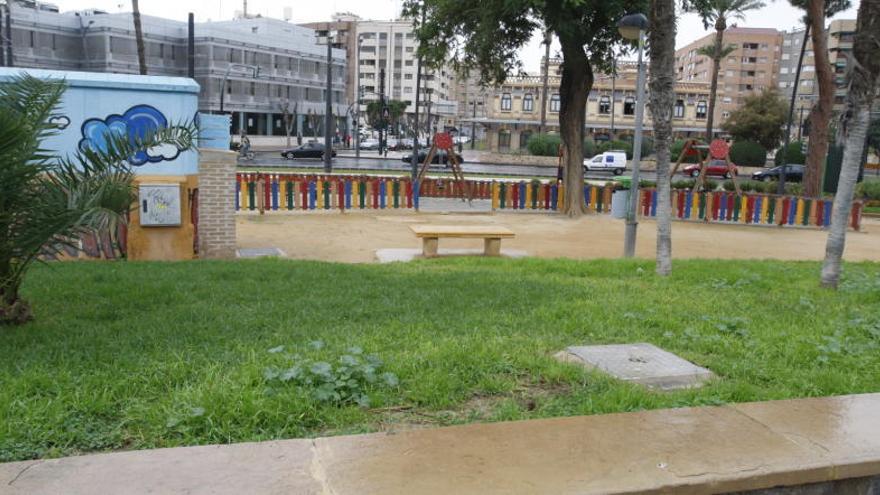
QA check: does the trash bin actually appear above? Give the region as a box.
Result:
[611,188,629,219]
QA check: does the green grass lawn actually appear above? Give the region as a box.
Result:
[2,258,879,462]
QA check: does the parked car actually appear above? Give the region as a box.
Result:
[401,150,465,166]
[583,151,627,175]
[359,138,380,150]
[281,142,336,159]
[682,159,739,179]
[751,164,805,182]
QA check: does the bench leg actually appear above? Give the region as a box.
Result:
[422,237,439,258]
[484,238,502,257]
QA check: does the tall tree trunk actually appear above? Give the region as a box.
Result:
[820,0,879,288]
[557,35,592,217]
[649,0,676,276]
[705,23,725,139]
[804,0,833,197]
[132,0,147,75]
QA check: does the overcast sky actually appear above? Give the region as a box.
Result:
[55,0,861,72]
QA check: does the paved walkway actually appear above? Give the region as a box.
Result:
[2,394,879,494]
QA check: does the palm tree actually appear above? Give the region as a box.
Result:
[649,0,677,275]
[132,0,147,75]
[0,75,194,325]
[820,0,879,288]
[689,0,766,139]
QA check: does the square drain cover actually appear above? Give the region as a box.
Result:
[236,247,286,258]
[555,343,714,391]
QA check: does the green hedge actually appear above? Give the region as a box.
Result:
[526,133,561,156]
[774,141,806,165]
[729,141,768,167]
[671,139,705,164]
[856,180,880,201]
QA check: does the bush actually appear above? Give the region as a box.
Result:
[722,180,737,192]
[785,182,804,196]
[703,179,719,191]
[672,179,696,190]
[738,181,755,193]
[526,133,561,156]
[671,139,705,164]
[729,141,768,167]
[639,179,657,188]
[774,141,806,166]
[855,180,880,200]
[583,138,597,158]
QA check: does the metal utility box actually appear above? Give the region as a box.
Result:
[138,184,182,226]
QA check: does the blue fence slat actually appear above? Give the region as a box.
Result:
[308,181,317,210]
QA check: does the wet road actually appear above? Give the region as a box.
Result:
[241,152,693,181]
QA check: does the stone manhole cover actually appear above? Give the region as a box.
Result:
[236,247,286,258]
[555,343,714,391]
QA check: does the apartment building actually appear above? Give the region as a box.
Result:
[470,60,711,152]
[3,2,348,138]
[302,13,457,135]
[675,27,783,125]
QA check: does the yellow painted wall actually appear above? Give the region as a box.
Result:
[127,174,199,261]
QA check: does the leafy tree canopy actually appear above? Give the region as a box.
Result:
[787,0,851,19]
[365,100,408,130]
[688,0,766,30]
[401,0,647,87]
[722,89,788,150]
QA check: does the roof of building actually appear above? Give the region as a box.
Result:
[0,67,200,93]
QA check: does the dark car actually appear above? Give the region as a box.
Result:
[682,159,739,179]
[281,142,337,159]
[752,164,805,182]
[401,150,464,166]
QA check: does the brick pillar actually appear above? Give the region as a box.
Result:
[198,149,237,259]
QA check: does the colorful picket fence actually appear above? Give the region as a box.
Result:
[637,189,863,231]
[234,173,861,230]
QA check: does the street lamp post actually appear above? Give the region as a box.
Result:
[618,13,649,259]
[219,63,260,114]
[316,30,338,173]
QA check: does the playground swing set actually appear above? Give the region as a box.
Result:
[670,138,742,197]
[416,132,473,204]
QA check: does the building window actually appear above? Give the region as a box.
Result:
[519,131,532,149]
[674,99,685,118]
[498,130,511,150]
[550,94,560,112]
[500,93,512,111]
[623,96,635,116]
[599,95,611,114]
[523,93,534,112]
[696,100,708,119]
[722,111,730,118]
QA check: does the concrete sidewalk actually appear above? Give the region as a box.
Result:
[3,394,879,494]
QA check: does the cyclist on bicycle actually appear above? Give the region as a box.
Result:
[239,131,252,158]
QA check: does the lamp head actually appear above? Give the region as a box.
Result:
[617,13,649,40]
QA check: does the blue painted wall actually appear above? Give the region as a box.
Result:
[0,68,200,176]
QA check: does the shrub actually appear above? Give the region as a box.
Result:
[671,139,705,164]
[672,179,696,190]
[526,133,561,156]
[738,181,755,193]
[855,180,880,201]
[639,179,657,188]
[774,141,806,166]
[703,179,719,191]
[729,141,768,167]
[583,138,597,158]
[723,180,737,192]
[785,182,804,196]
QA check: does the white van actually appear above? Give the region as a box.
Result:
[584,151,627,175]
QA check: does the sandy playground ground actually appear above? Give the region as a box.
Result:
[235,205,880,264]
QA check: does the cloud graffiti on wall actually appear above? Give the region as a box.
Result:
[79,104,187,166]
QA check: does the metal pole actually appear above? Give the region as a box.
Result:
[470,101,477,150]
[324,37,333,173]
[777,24,810,196]
[610,58,616,139]
[219,64,232,113]
[379,66,386,156]
[187,13,195,79]
[355,36,361,159]
[797,106,805,141]
[0,9,5,67]
[538,30,550,134]
[5,4,12,68]
[623,30,646,258]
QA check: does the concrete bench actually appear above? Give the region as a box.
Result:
[409,225,515,258]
